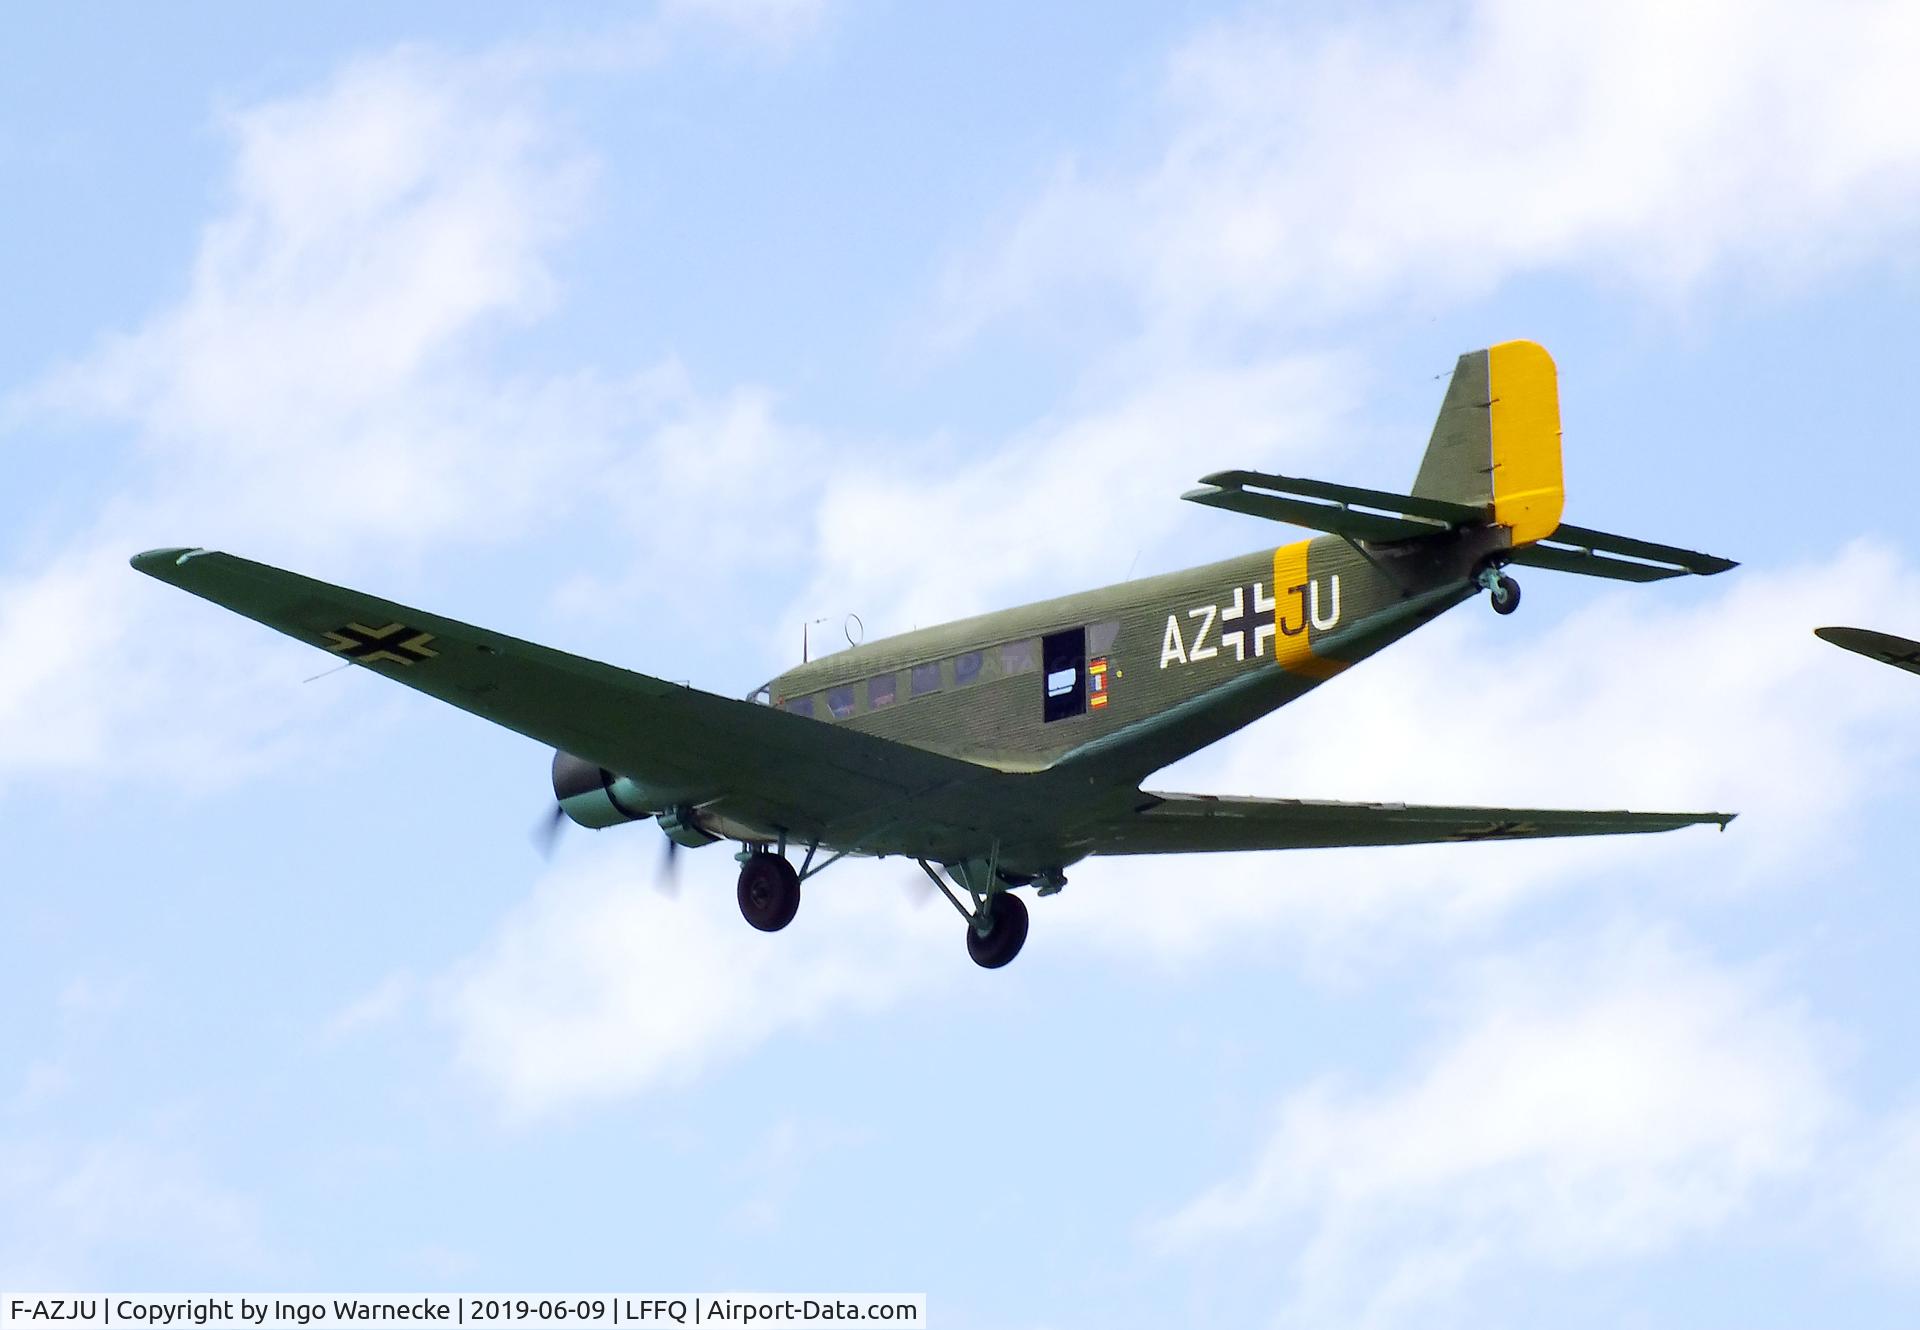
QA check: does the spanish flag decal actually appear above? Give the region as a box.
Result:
[1088,656,1110,708]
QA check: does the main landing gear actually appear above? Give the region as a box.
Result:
[918,856,1053,969]
[734,839,849,932]
[736,851,799,931]
[1476,564,1522,615]
[966,892,1029,969]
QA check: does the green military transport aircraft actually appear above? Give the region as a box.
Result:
[133,340,1736,969]
[1815,626,1920,675]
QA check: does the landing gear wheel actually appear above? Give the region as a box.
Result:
[737,852,800,932]
[1489,574,1522,616]
[966,891,1029,969]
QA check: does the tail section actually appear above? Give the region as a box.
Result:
[1413,339,1564,546]
[1181,337,1734,583]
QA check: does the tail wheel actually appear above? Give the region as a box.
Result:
[737,852,800,932]
[1490,574,1522,616]
[966,891,1030,969]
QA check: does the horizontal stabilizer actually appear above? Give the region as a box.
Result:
[1507,523,1738,581]
[1183,469,1484,543]
[1185,470,1735,580]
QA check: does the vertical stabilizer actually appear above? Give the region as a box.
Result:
[1412,339,1564,546]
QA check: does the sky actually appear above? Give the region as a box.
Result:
[4,1,1920,1325]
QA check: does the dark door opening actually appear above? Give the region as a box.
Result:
[1042,626,1087,722]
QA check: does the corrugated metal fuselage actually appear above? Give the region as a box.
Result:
[769,528,1504,783]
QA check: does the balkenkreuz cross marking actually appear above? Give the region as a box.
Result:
[322,622,439,666]
[1219,582,1277,661]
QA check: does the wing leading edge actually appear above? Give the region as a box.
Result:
[128,547,994,849]
[1085,791,1733,855]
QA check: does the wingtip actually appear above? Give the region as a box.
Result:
[129,547,212,576]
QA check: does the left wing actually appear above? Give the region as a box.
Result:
[128,546,1002,854]
[1082,791,1733,855]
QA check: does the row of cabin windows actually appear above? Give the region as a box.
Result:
[780,622,1116,723]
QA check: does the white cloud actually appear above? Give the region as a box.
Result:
[1845,1100,1920,1278]
[0,1137,265,1285]
[1053,542,1920,967]
[1158,928,1837,1327]
[0,44,819,789]
[430,540,1920,1116]
[433,842,952,1120]
[794,355,1356,639]
[948,0,1920,340]
[26,47,600,551]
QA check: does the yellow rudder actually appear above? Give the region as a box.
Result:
[1487,339,1564,546]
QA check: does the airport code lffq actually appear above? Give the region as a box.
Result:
[3,1296,926,1330]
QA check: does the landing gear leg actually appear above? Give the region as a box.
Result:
[918,853,1034,969]
[1477,564,1522,615]
[737,850,800,931]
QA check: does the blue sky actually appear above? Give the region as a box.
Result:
[5,1,1920,1325]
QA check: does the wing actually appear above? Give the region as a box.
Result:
[1815,626,1920,676]
[1083,791,1733,855]
[129,547,995,848]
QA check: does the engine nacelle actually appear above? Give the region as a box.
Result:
[552,751,659,829]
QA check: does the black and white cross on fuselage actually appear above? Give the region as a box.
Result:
[1219,582,1276,662]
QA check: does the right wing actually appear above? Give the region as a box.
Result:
[1083,791,1733,855]
[129,547,998,850]
[1815,626,1920,676]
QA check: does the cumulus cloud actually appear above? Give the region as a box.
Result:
[432,843,952,1120]
[1053,541,1920,967]
[0,45,817,788]
[1158,928,1837,1327]
[793,355,1356,637]
[947,0,1920,341]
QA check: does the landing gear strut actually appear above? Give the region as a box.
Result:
[1477,564,1522,615]
[736,851,800,931]
[918,854,1044,969]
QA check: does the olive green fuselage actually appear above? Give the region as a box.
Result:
[769,527,1505,785]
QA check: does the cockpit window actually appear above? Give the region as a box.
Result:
[827,685,855,719]
[869,673,897,709]
[784,696,814,718]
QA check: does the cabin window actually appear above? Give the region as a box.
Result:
[827,685,855,719]
[1000,639,1038,675]
[869,673,897,709]
[954,651,983,687]
[1042,626,1087,722]
[784,696,815,718]
[1089,620,1121,656]
[911,661,942,696]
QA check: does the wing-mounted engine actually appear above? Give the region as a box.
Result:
[551,751,659,829]
[551,750,745,846]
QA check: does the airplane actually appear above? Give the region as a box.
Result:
[132,339,1737,969]
[1815,626,1920,675]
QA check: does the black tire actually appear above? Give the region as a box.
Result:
[1490,574,1521,616]
[737,853,800,932]
[965,891,1030,969]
